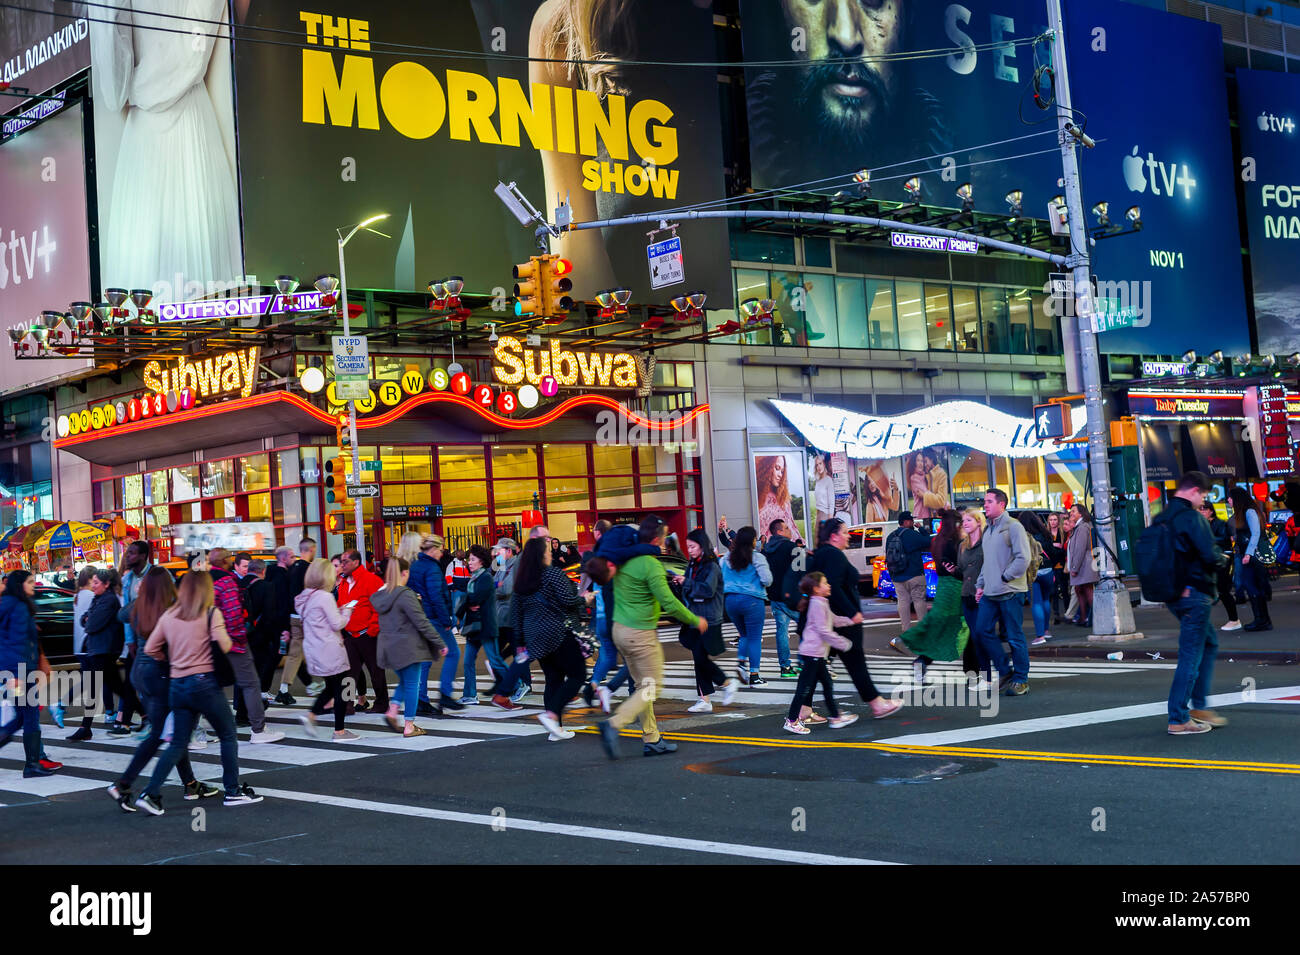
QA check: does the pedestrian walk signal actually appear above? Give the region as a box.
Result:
[325,511,346,534]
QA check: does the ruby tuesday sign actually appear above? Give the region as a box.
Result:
[770,399,1082,458]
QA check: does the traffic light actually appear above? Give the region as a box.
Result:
[335,411,352,449]
[541,255,574,324]
[325,456,351,505]
[513,257,542,317]
[325,511,346,535]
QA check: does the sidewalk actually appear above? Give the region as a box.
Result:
[861,585,1300,664]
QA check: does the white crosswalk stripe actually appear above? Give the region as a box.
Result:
[0,699,550,806]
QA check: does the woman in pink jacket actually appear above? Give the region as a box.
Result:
[294,559,357,742]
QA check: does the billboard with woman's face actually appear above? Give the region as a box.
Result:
[752,451,808,544]
[859,458,903,524]
[904,445,951,520]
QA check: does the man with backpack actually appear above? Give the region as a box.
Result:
[975,489,1032,696]
[1137,471,1228,735]
[886,511,930,652]
[762,519,803,678]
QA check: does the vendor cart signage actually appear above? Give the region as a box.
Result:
[770,399,1085,459]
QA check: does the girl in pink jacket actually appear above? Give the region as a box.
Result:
[784,572,862,734]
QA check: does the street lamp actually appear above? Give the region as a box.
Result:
[336,212,390,564]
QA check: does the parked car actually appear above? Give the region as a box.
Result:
[33,585,76,665]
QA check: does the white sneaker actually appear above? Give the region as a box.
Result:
[687,698,713,713]
[249,729,285,744]
[1031,636,1048,646]
[1221,620,1243,631]
[298,713,326,740]
[596,685,611,714]
[547,729,576,741]
[721,678,739,706]
[188,730,207,751]
[306,681,325,696]
[537,712,563,736]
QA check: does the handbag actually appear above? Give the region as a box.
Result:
[207,608,236,687]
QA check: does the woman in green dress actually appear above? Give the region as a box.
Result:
[899,508,969,682]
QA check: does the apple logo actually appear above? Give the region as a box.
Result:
[1259,112,1271,131]
[1123,145,1146,193]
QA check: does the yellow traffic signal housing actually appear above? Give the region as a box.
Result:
[541,255,575,322]
[513,257,542,317]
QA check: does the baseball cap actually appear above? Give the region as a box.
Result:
[493,537,520,552]
[897,510,914,523]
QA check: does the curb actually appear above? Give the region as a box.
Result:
[1026,646,1298,664]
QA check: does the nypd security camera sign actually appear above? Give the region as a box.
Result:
[332,336,369,400]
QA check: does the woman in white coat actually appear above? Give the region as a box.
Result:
[294,559,356,742]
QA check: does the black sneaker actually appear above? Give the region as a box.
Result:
[107,784,136,812]
[581,683,595,707]
[274,691,297,706]
[224,783,264,807]
[107,722,131,737]
[416,700,438,717]
[597,721,622,760]
[67,727,92,741]
[1005,680,1029,697]
[643,738,678,757]
[184,780,221,800]
[779,666,800,680]
[134,793,165,816]
[439,698,465,713]
[749,675,768,687]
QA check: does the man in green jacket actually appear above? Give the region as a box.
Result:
[586,516,706,759]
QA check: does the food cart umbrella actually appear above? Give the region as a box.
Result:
[31,521,111,551]
[2,520,56,553]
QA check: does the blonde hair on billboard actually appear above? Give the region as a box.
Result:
[543,0,636,98]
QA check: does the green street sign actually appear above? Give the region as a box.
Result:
[361,460,382,471]
[1092,299,1139,334]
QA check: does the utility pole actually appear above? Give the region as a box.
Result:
[1046,0,1141,641]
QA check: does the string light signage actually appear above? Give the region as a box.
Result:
[491,336,642,389]
[142,346,261,400]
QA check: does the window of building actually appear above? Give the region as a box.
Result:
[1012,457,1044,509]
[797,272,838,347]
[596,475,636,509]
[202,459,234,497]
[593,445,633,475]
[491,445,537,479]
[952,286,981,352]
[441,481,487,517]
[979,287,1011,355]
[380,446,433,482]
[1030,290,1056,355]
[866,279,897,349]
[1008,289,1033,355]
[545,475,591,510]
[949,449,990,509]
[241,454,271,493]
[438,446,486,481]
[835,277,868,349]
[543,444,588,475]
[895,281,926,351]
[924,284,954,351]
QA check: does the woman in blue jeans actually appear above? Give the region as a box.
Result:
[720,526,773,686]
[374,557,448,738]
[109,567,220,810]
[1020,511,1063,647]
[134,571,262,815]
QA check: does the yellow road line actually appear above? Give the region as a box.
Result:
[574,728,1300,775]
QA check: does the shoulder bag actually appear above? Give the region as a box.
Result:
[207,607,236,687]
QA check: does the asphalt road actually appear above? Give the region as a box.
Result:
[3,634,1297,867]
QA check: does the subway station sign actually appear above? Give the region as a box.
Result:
[491,336,643,389]
[142,346,261,400]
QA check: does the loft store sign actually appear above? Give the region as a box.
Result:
[770,398,1085,459]
[491,336,642,389]
[142,346,260,400]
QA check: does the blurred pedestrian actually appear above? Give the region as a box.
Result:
[296,559,358,741]
[0,571,54,776]
[675,529,737,713]
[721,526,772,686]
[783,571,857,735]
[375,557,447,738]
[408,533,462,715]
[1201,500,1241,631]
[898,509,970,682]
[1229,485,1272,631]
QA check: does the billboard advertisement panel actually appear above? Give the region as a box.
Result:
[739,0,1248,356]
[89,1,243,304]
[1235,68,1300,354]
[232,0,731,306]
[0,102,93,395]
[0,1,90,114]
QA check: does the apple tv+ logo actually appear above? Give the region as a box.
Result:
[1257,111,1296,135]
[1123,146,1197,199]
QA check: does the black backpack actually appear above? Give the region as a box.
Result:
[1136,511,1180,603]
[780,544,808,612]
[885,528,908,578]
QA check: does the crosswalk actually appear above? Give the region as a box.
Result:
[0,702,549,806]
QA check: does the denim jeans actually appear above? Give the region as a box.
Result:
[724,593,766,673]
[976,593,1029,682]
[1166,589,1217,725]
[118,654,196,789]
[1030,570,1054,638]
[461,637,506,698]
[421,631,460,702]
[590,622,630,689]
[144,672,240,798]
[770,601,798,669]
[394,662,423,720]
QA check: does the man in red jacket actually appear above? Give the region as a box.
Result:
[338,549,386,712]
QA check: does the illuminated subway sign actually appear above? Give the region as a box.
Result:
[143,346,260,399]
[492,336,640,389]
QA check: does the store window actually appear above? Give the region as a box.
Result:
[241,454,271,493]
[835,277,868,349]
[202,459,234,497]
[769,271,804,347]
[895,281,926,351]
[439,446,486,481]
[642,474,680,508]
[953,286,981,352]
[144,470,169,507]
[493,479,539,513]
[596,476,636,509]
[1030,291,1056,355]
[1012,457,1044,509]
[1045,449,1087,511]
[544,443,588,475]
[123,474,144,512]
[381,446,433,482]
[924,284,954,351]
[798,272,838,347]
[1008,289,1033,355]
[492,445,537,480]
[593,445,633,475]
[172,465,200,501]
[440,481,485,517]
[385,484,433,508]
[949,449,990,508]
[545,475,591,510]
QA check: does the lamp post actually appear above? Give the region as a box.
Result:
[336,213,389,565]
